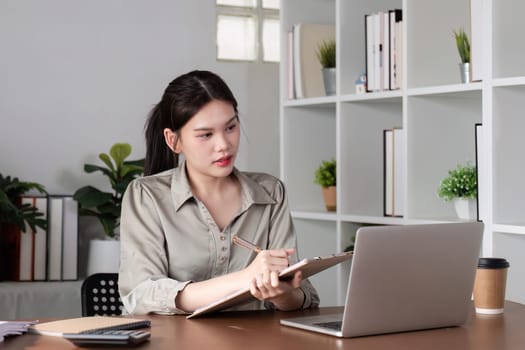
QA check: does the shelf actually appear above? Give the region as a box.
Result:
[281,0,525,306]
[407,82,482,96]
[407,0,471,88]
[492,85,525,224]
[291,210,338,222]
[492,76,525,87]
[340,90,402,102]
[493,0,525,79]
[492,224,525,236]
[283,95,337,107]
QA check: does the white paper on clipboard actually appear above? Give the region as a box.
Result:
[187,251,353,319]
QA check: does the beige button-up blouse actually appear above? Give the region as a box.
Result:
[118,161,319,315]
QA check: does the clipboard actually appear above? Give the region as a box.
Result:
[187,251,353,319]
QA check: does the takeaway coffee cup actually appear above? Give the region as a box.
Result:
[473,257,510,314]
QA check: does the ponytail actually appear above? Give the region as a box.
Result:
[144,104,178,176]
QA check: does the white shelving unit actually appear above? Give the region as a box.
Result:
[280,0,525,306]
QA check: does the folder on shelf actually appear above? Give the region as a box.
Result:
[187,251,353,319]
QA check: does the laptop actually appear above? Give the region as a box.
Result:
[280,222,483,338]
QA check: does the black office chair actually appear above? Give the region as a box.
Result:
[81,273,123,316]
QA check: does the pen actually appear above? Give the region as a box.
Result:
[232,235,262,253]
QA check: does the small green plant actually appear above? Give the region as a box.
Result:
[453,28,470,64]
[73,143,144,239]
[0,174,47,233]
[316,39,336,68]
[314,159,336,188]
[437,163,477,201]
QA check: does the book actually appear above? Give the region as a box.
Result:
[0,223,22,281]
[62,196,78,280]
[33,196,48,281]
[47,196,64,281]
[475,123,485,221]
[187,251,353,319]
[389,9,402,90]
[384,128,405,217]
[383,129,394,216]
[287,30,295,99]
[19,197,36,281]
[365,14,375,92]
[378,12,390,90]
[28,316,150,337]
[293,23,335,98]
[372,13,381,91]
[393,128,405,216]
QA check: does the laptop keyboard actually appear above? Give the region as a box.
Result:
[313,321,342,331]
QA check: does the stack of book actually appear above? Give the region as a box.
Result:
[0,195,78,282]
[365,9,403,92]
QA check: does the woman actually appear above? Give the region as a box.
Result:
[118,70,319,315]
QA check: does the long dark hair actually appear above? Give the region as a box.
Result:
[144,70,238,176]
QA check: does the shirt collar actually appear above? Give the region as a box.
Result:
[171,160,275,212]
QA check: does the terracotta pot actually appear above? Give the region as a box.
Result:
[322,186,337,212]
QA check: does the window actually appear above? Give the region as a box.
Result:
[216,0,280,62]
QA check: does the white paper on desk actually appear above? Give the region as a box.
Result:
[187,251,353,319]
[0,320,38,342]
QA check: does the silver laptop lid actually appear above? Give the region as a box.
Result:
[341,222,483,337]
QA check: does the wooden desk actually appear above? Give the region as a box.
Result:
[3,302,525,350]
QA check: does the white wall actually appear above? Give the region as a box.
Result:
[0,0,279,196]
[0,0,280,277]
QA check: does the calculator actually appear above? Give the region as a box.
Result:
[63,329,151,347]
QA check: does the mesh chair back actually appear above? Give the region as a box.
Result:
[81,273,123,316]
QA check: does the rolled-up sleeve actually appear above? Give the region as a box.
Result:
[118,179,190,315]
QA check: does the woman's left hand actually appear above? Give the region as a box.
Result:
[249,270,303,303]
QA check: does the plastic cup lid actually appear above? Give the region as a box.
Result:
[478,257,510,269]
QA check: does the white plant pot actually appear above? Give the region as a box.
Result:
[459,62,470,83]
[86,239,120,276]
[454,198,477,221]
[322,67,336,95]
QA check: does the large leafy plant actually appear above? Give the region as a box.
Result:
[314,159,336,187]
[0,174,47,232]
[73,143,144,239]
[437,163,477,201]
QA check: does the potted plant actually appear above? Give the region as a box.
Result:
[453,28,470,83]
[437,162,477,220]
[73,143,144,275]
[314,159,336,211]
[316,39,336,95]
[0,174,47,280]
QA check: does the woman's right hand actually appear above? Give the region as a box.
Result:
[244,248,294,277]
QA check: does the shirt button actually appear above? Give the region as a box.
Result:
[221,246,227,251]
[220,235,226,241]
[219,256,226,263]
